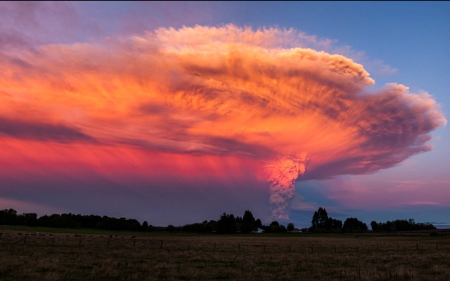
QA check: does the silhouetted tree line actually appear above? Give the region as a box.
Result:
[370,218,436,232]
[261,221,287,233]
[1,208,436,234]
[180,212,300,234]
[0,208,266,234]
[309,207,368,233]
[0,208,289,234]
[0,208,156,232]
[180,210,263,234]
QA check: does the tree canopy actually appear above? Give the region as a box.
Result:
[309,207,342,233]
[342,217,368,232]
[371,219,435,232]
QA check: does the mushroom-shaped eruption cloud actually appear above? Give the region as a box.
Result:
[0,25,446,219]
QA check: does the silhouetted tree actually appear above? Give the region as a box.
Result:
[309,207,342,232]
[0,209,18,225]
[326,218,342,230]
[371,221,379,232]
[270,221,279,227]
[264,221,287,233]
[241,210,256,233]
[142,221,149,232]
[126,219,141,231]
[287,223,295,232]
[254,219,262,229]
[217,213,237,234]
[311,207,328,229]
[343,218,368,232]
[334,219,343,229]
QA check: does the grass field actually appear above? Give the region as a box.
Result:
[1,227,450,280]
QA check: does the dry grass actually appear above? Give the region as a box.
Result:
[1,230,450,280]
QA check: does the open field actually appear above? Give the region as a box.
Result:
[1,228,450,280]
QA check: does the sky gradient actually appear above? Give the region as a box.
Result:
[0,2,449,227]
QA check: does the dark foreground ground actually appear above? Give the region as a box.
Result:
[1,226,450,281]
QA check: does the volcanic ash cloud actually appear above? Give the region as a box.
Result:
[0,25,446,219]
[266,155,308,219]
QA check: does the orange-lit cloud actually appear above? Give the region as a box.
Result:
[0,25,446,219]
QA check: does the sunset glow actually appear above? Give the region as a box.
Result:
[1,2,448,225]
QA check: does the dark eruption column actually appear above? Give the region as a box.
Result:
[266,154,308,219]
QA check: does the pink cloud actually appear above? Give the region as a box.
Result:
[0,25,445,219]
[325,176,450,209]
[0,197,67,215]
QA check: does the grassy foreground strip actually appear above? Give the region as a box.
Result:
[1,228,450,280]
[0,225,200,237]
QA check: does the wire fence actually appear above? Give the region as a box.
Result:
[2,232,449,255]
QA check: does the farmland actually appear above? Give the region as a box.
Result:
[1,227,450,280]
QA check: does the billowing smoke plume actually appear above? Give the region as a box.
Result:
[266,154,308,219]
[0,25,446,220]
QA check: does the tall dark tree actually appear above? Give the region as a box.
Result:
[241,210,256,233]
[310,207,342,232]
[311,207,329,229]
[0,209,18,225]
[370,221,379,232]
[142,221,149,232]
[254,219,262,229]
[287,223,295,232]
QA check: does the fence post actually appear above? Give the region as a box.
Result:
[13,237,26,244]
[188,241,190,251]
[160,240,163,250]
[52,237,55,246]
